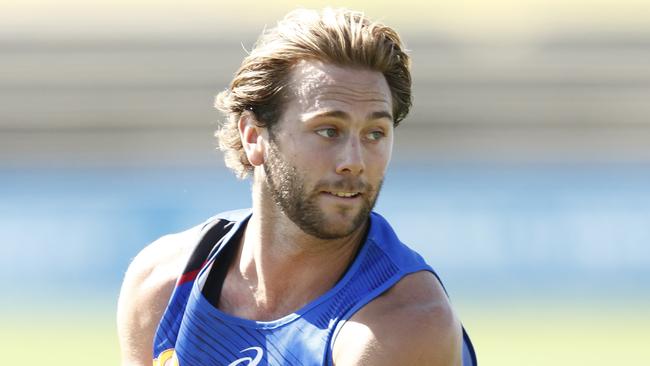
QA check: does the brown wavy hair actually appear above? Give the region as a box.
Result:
[215,8,412,178]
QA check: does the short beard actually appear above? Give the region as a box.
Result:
[263,141,381,240]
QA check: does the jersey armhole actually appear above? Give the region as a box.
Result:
[324,267,430,366]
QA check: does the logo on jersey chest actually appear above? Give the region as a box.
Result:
[154,346,264,366]
[153,349,179,366]
[228,346,264,366]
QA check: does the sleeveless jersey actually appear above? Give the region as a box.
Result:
[153,209,477,366]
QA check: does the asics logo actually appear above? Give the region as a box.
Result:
[227,346,264,366]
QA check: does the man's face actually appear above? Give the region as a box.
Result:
[262,60,394,239]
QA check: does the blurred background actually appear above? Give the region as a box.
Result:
[2,0,649,364]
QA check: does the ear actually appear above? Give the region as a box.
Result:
[238,111,266,167]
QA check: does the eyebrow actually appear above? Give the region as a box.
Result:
[368,111,394,121]
[304,110,394,122]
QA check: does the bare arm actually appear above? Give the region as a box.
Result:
[116,232,194,366]
[333,271,463,366]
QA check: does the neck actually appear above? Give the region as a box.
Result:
[220,179,368,321]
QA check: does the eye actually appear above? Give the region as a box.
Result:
[366,130,385,141]
[315,127,339,138]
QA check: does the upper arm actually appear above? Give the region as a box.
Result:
[333,271,463,366]
[116,233,193,366]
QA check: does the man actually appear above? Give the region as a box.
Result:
[117,8,477,366]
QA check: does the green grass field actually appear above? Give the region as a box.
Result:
[0,309,119,365]
[2,299,648,365]
[458,299,650,366]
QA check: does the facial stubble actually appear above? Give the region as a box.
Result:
[263,142,382,240]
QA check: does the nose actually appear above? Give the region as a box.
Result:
[336,136,365,176]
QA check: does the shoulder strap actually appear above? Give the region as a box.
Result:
[177,219,232,286]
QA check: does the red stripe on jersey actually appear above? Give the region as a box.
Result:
[177,260,208,286]
[177,269,200,285]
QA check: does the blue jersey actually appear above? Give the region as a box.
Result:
[153,209,477,365]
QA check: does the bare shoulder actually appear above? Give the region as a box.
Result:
[333,271,463,366]
[116,226,200,366]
